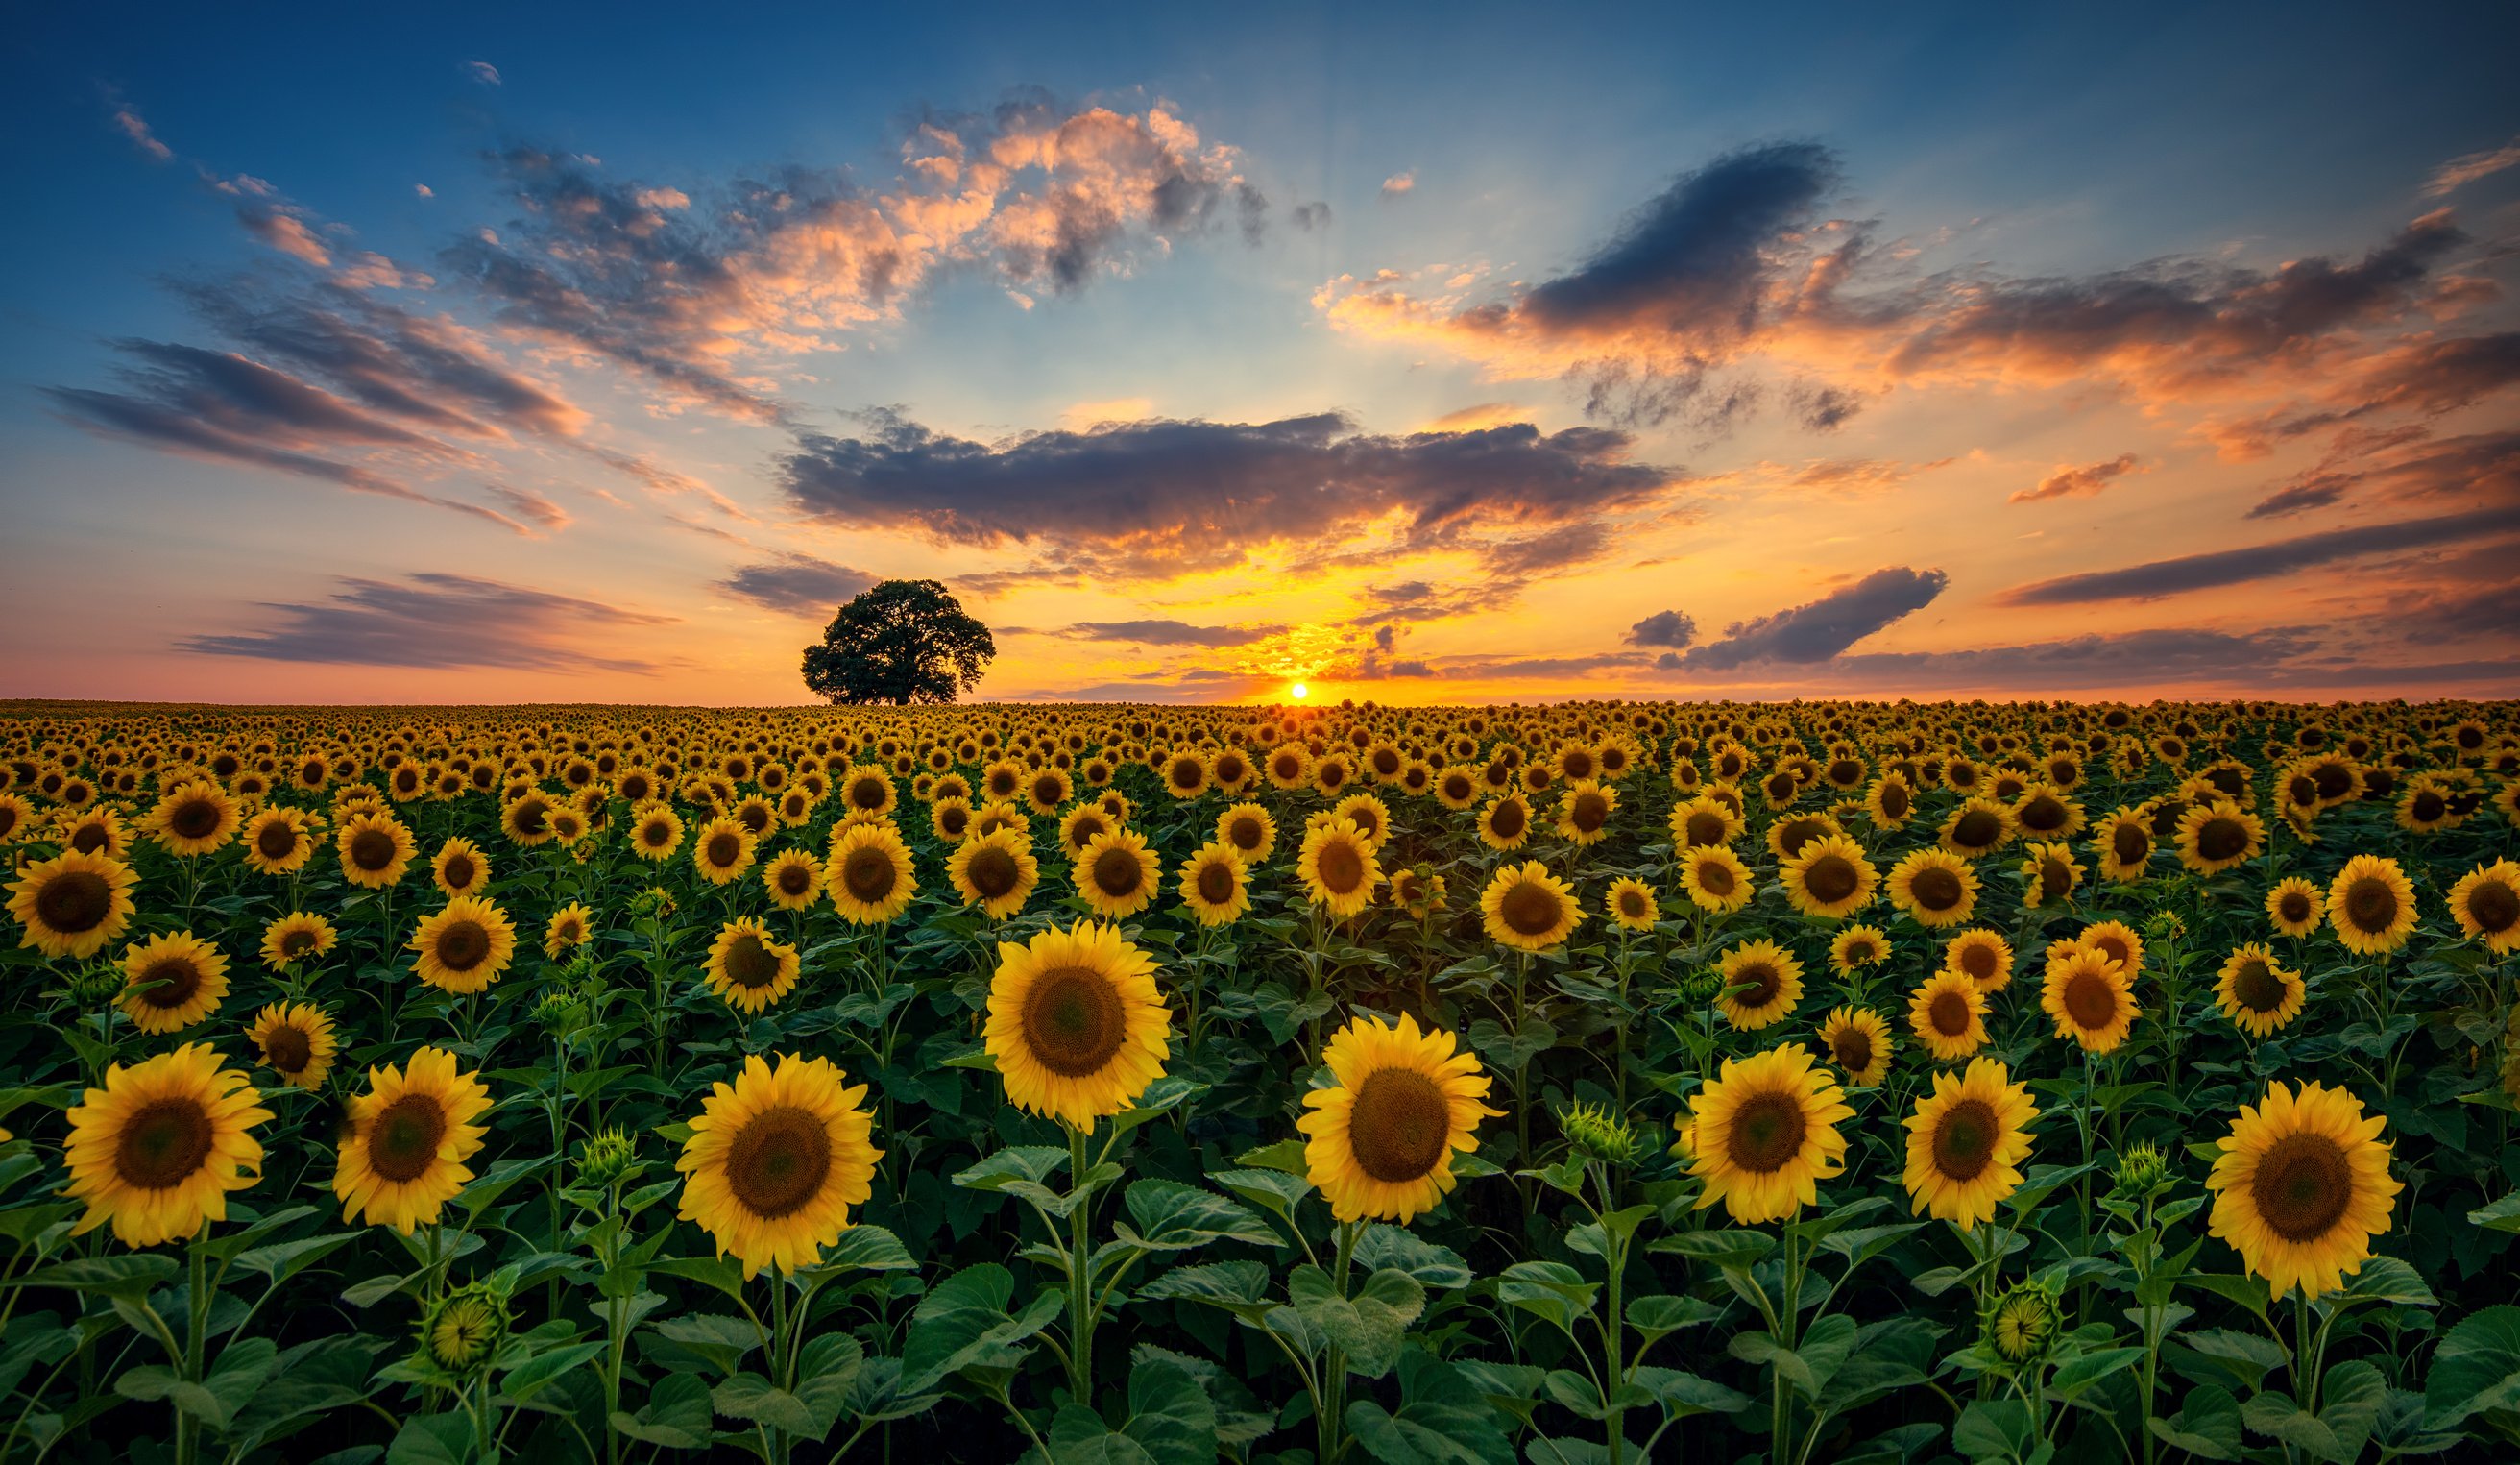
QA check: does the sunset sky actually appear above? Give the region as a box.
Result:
[4,3,2516,705]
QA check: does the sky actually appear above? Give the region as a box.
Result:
[3,1,2516,706]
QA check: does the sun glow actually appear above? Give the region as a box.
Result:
[1289,682,1309,701]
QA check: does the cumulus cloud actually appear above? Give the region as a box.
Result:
[779,409,1684,575]
[1629,609,1697,648]
[717,553,878,615]
[180,573,673,671]
[1999,504,2520,605]
[1381,172,1415,198]
[2011,452,2148,504]
[1679,567,1949,671]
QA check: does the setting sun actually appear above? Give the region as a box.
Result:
[1288,682,1308,700]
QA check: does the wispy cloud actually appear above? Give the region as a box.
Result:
[2424,134,2520,196]
[1999,505,2520,605]
[181,573,674,671]
[2011,452,2147,503]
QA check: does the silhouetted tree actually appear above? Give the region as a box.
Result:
[801,579,996,705]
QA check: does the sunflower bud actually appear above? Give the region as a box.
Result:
[67,960,124,1005]
[628,886,676,918]
[419,1277,512,1379]
[2114,1139,2168,1197]
[576,1127,638,1189]
[532,990,590,1037]
[1982,1279,2062,1369]
[1678,965,1725,1006]
[1559,1101,1638,1167]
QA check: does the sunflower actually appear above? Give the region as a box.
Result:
[544,901,594,960]
[2327,854,2416,956]
[1607,876,1660,932]
[1902,1058,2038,1227]
[984,920,1172,1128]
[1939,798,2017,858]
[675,1053,882,1279]
[410,896,519,994]
[1216,802,1278,863]
[334,1046,493,1233]
[1829,924,1889,975]
[761,850,824,913]
[117,930,230,1034]
[429,837,491,899]
[1781,833,1878,920]
[260,911,338,970]
[63,1043,269,1246]
[2205,1080,2400,1300]
[1075,827,1160,920]
[1056,804,1118,861]
[1299,1013,1500,1224]
[2175,800,2264,876]
[1297,817,1383,917]
[1886,847,1979,928]
[1024,766,1075,817]
[1554,781,1617,846]
[2215,943,2306,1038]
[8,847,138,960]
[1906,968,1989,1062]
[2092,806,2154,883]
[144,779,240,857]
[337,811,416,890]
[1333,793,1393,849]
[2265,877,2324,939]
[629,804,686,862]
[2447,860,2520,955]
[838,767,899,818]
[0,792,28,844]
[2077,920,2144,979]
[828,822,918,924]
[500,793,561,847]
[1162,749,1211,799]
[2040,947,2138,1053]
[948,827,1039,919]
[1476,862,1580,953]
[686,817,754,887]
[1717,939,1804,1031]
[1477,794,1534,851]
[1265,745,1312,790]
[2019,842,2082,908]
[1680,844,1757,915]
[1684,1045,1853,1224]
[704,917,803,1013]
[239,806,319,875]
[245,1001,338,1089]
[1391,866,1447,920]
[1817,1007,1894,1087]
[1176,842,1250,927]
[1668,794,1744,851]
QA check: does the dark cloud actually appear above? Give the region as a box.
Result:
[1629,609,1697,649]
[2001,504,2520,605]
[780,410,1684,574]
[1057,620,1284,647]
[1698,627,2518,696]
[2250,427,2520,518]
[1481,521,1615,577]
[2011,452,2147,504]
[179,573,673,671]
[483,484,570,532]
[717,553,878,615]
[1681,567,1948,670]
[1291,202,1332,231]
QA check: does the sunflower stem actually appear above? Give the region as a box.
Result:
[1067,1120,1096,1407]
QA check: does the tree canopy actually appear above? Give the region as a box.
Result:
[800,578,996,705]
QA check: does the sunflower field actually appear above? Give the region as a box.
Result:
[2,699,2519,1465]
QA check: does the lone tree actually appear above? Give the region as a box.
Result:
[801,578,996,705]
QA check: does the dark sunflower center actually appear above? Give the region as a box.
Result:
[721,933,782,988]
[1777,818,1826,858]
[1090,845,1144,897]
[369,1094,449,1184]
[351,829,397,870]
[442,854,475,889]
[433,920,493,973]
[1570,793,1609,832]
[1197,861,1237,905]
[706,832,742,867]
[724,1106,833,1219]
[1831,1029,1875,1072]
[1695,860,1736,896]
[36,870,112,933]
[1684,811,1727,845]
[1911,866,1963,911]
[1725,1092,1807,1173]
[777,862,814,896]
[1347,1068,1451,1184]
[1226,816,1264,850]
[642,819,674,847]
[1882,785,1911,818]
[2113,825,2148,865]
[513,800,548,834]
[2064,969,2120,1031]
[1952,809,2001,848]
[1930,1099,1999,1182]
[849,777,890,811]
[1929,990,1973,1037]
[170,798,221,839]
[1619,889,1650,918]
[1500,881,1564,937]
[2412,792,2445,820]
[114,1098,214,1189]
[1958,943,1999,981]
[2342,877,2398,933]
[280,929,318,957]
[257,822,299,859]
[2019,795,2065,833]
[843,846,898,902]
[2468,879,2520,934]
[2038,859,2070,895]
[259,1024,313,1073]
[1805,855,1858,903]
[2250,1132,2353,1243]
[133,956,202,1009]
[1490,801,1526,839]
[1020,965,1127,1077]
[1033,776,1062,804]
[967,845,1019,897]
[1732,962,1781,1009]
[2197,818,2246,862]
[2232,960,2286,1013]
[1315,840,1366,894]
[2278,891,2313,922]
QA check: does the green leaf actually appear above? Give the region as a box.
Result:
[1233,1138,1309,1175]
[386,1413,473,1465]
[2425,1305,2520,1430]
[2327,1255,2435,1309]
[1952,1397,2043,1463]
[1344,1349,1517,1464]
[1137,1259,1272,1313]
[1113,1181,1276,1252]
[2469,1192,2520,1233]
[2146,1383,2241,1461]
[712,1373,819,1438]
[899,1262,1059,1392]
[1647,1228,1775,1270]
[1209,1167,1314,1218]
[791,1332,865,1438]
[811,1224,918,1272]
[1048,1355,1218,1463]
[2049,1346,2144,1398]
[2177,1328,2290,1393]
[1493,1260,1597,1339]
[2242,1389,2342,1462]
[949,1145,1070,1192]
[1624,1294,1718,1342]
[12,1255,178,1297]
[609,1373,715,1449]
[2314,1359,2387,1464]
[1289,1265,1425,1379]
[498,1341,604,1404]
[232,1233,357,1288]
[1354,1226,1472,1289]
[653,1313,763,1375]
[1729,1312,1856,1401]
[645,1254,747,1305]
[1106,1078,1208,1138]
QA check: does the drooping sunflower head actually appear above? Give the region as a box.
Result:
[1074,827,1160,920]
[676,1053,882,1279]
[828,822,918,925]
[1717,938,1803,1032]
[983,920,1171,1128]
[705,916,802,1013]
[1176,841,1250,927]
[2327,853,2416,956]
[245,1001,338,1089]
[2215,942,2306,1038]
[259,911,338,971]
[1297,817,1383,917]
[1298,1013,1500,1223]
[1685,1044,1853,1224]
[1906,967,1989,1062]
[2205,1079,2400,1301]
[8,848,140,961]
[2040,947,2138,1053]
[2447,860,2520,954]
[63,1042,271,1246]
[1816,1007,1893,1087]
[410,896,518,995]
[117,930,230,1035]
[334,1045,494,1234]
[1480,861,1583,953]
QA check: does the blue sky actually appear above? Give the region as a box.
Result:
[3,2,2515,702]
